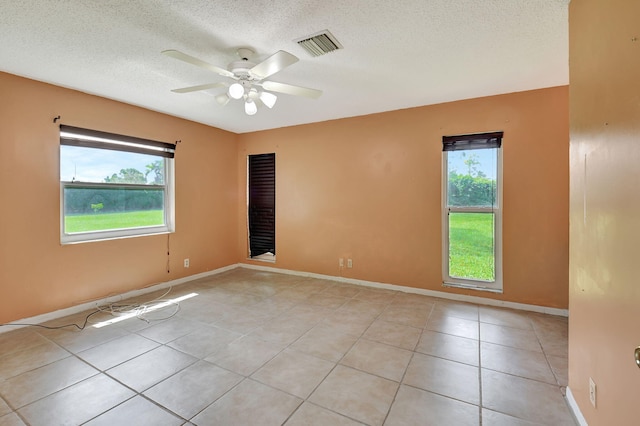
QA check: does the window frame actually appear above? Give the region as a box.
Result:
[247,153,276,261]
[59,126,175,245]
[441,134,503,292]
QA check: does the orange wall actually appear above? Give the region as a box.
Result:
[237,86,569,308]
[0,72,238,324]
[568,0,640,423]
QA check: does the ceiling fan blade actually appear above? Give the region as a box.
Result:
[162,50,235,78]
[251,51,298,79]
[171,82,226,93]
[261,81,322,99]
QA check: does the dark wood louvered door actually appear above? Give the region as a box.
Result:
[248,153,275,258]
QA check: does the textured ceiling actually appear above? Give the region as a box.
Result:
[0,0,569,134]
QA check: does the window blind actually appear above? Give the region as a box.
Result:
[248,153,276,257]
[442,131,503,152]
[60,125,176,158]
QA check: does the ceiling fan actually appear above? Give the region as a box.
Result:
[163,48,322,115]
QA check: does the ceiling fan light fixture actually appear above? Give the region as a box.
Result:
[215,93,230,106]
[260,91,277,108]
[228,82,244,99]
[245,99,257,115]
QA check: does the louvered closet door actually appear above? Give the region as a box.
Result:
[248,153,275,257]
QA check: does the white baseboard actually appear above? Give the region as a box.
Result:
[0,263,238,334]
[566,387,588,426]
[240,263,569,317]
[2,261,568,335]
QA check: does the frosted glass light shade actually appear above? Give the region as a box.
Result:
[228,83,244,99]
[259,91,277,108]
[215,93,230,106]
[245,99,257,115]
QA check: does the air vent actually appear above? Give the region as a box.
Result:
[295,30,343,57]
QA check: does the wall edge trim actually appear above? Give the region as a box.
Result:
[566,387,589,426]
[240,263,569,316]
[0,263,239,334]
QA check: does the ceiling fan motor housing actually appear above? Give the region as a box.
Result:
[229,60,257,79]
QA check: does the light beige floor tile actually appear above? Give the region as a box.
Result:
[353,288,397,305]
[547,354,569,386]
[481,342,556,384]
[379,306,430,328]
[285,402,364,426]
[426,313,479,339]
[106,346,196,392]
[338,299,387,317]
[390,293,436,309]
[252,349,334,398]
[403,353,480,405]
[290,325,358,362]
[539,334,569,358]
[167,325,241,358]
[281,304,334,325]
[175,299,231,323]
[272,287,320,302]
[0,340,69,380]
[481,408,541,426]
[212,305,277,334]
[38,325,129,353]
[319,311,376,337]
[136,317,207,344]
[144,361,242,419]
[17,375,134,426]
[340,339,412,382]
[482,369,575,425]
[290,279,333,295]
[320,284,361,298]
[530,313,568,339]
[309,365,398,426]
[303,292,349,309]
[249,297,296,317]
[385,384,479,426]
[0,412,26,426]
[479,306,533,330]
[0,330,55,359]
[191,379,302,426]
[433,300,479,321]
[205,335,284,376]
[480,323,542,352]
[212,290,265,307]
[415,330,479,366]
[0,398,11,416]
[249,317,315,345]
[84,395,183,426]
[77,333,159,370]
[0,356,98,408]
[362,319,421,350]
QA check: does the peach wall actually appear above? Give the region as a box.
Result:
[568,0,640,423]
[237,86,569,308]
[0,72,238,324]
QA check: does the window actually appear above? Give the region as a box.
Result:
[248,153,275,260]
[60,125,175,244]
[442,132,503,292]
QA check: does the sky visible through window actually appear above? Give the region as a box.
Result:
[60,146,161,184]
[447,148,497,179]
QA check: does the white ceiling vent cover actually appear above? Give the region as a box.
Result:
[295,30,343,57]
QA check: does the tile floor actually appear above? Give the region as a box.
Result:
[0,268,576,425]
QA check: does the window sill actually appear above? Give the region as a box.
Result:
[248,252,276,263]
[442,281,503,294]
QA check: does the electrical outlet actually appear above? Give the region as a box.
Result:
[184,258,190,268]
[589,377,597,408]
[347,258,353,268]
[339,258,344,268]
